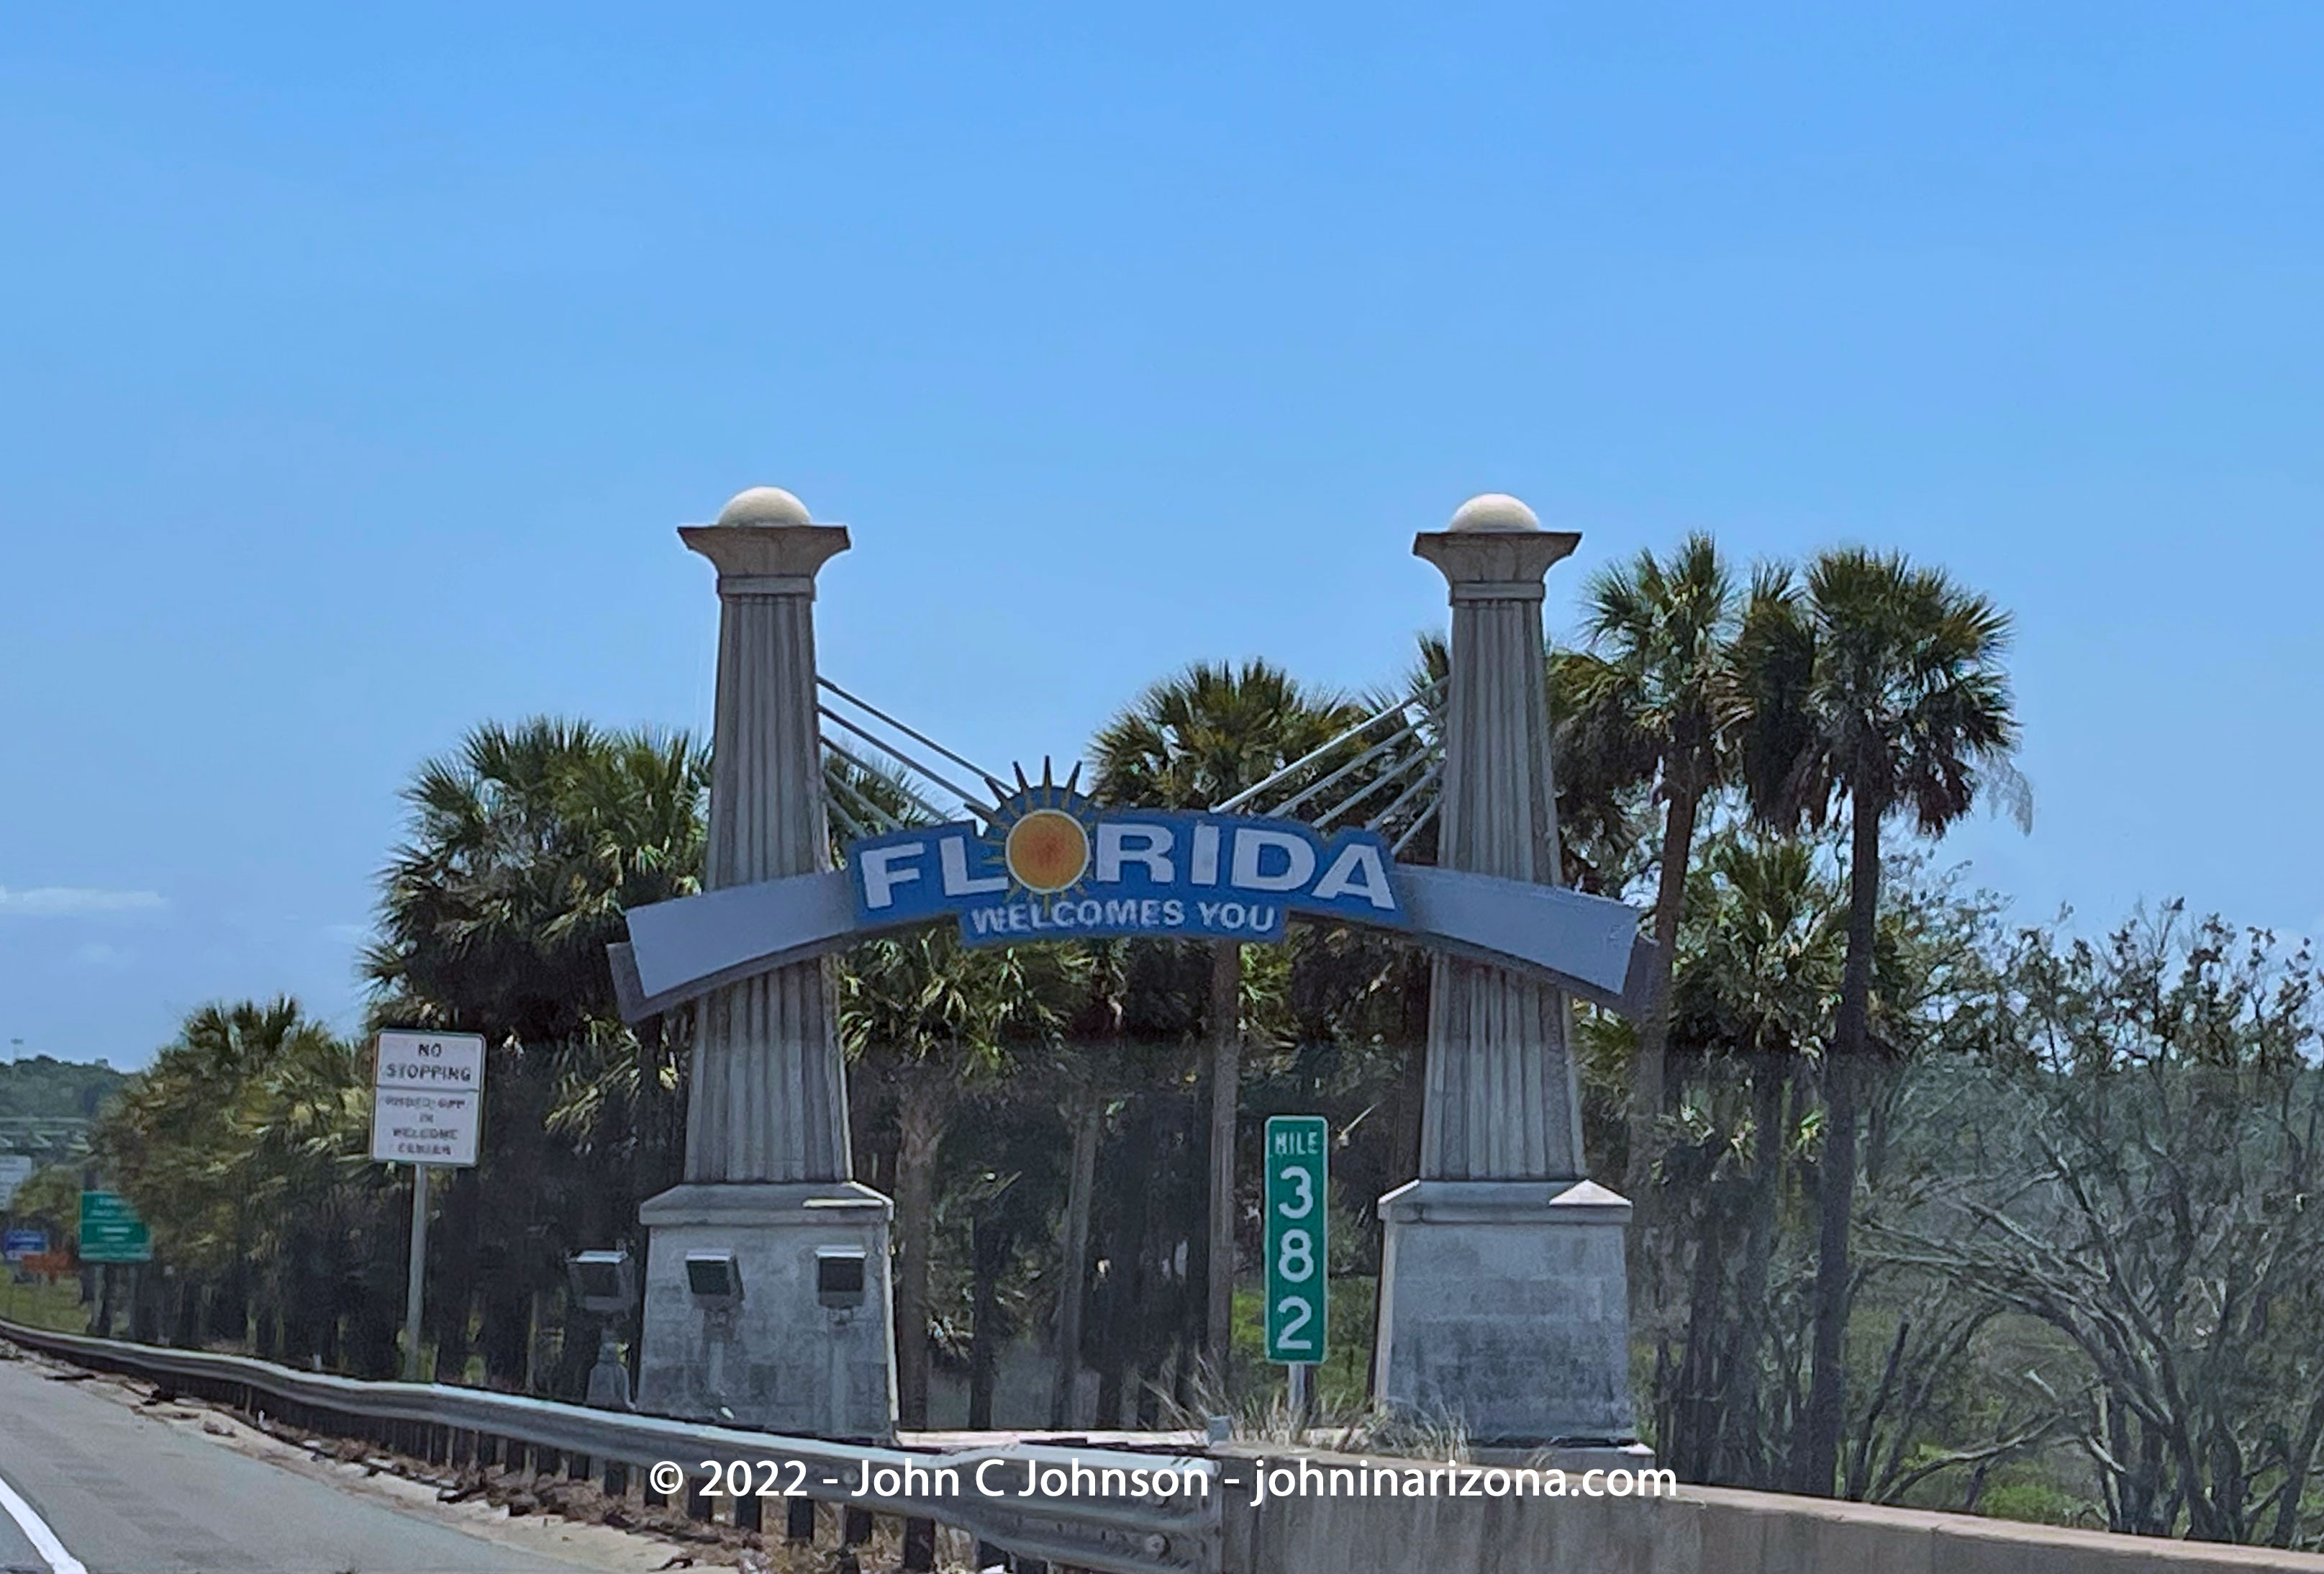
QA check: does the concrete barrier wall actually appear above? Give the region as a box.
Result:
[1217,1451,2324,1574]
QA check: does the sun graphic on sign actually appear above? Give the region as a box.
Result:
[986,759,1099,897]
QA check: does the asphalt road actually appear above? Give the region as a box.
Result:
[0,1352,655,1574]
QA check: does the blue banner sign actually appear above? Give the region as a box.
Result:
[2,1226,47,1262]
[847,782,1407,946]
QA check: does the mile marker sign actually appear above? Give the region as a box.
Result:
[370,1030,485,1168]
[1263,1115,1328,1367]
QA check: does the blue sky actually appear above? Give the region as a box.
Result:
[3,3,2319,1066]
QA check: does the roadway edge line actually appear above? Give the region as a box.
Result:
[0,1465,89,1574]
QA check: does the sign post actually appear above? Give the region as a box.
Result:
[370,1030,485,1381]
[1263,1115,1328,1418]
[404,1164,432,1381]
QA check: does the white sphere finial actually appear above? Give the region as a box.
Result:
[716,486,812,528]
[1448,493,1540,533]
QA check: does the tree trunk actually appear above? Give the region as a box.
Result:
[127,1265,158,1343]
[1391,962,1430,1184]
[967,1209,1009,1429]
[1050,1085,1102,1426]
[427,1169,477,1383]
[480,1278,531,1388]
[215,1251,250,1347]
[894,1071,944,1430]
[1726,1054,1789,1487]
[171,1277,199,1347]
[1204,941,1241,1386]
[1796,777,1880,1496]
[1628,776,1701,1178]
[1669,1194,1729,1481]
[1097,1098,1158,1425]
[478,1048,550,1390]
[633,1013,684,1230]
[1626,773,1703,1300]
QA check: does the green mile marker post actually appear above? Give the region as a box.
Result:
[1263,1115,1327,1418]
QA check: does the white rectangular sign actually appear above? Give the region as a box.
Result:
[0,1154,33,1208]
[370,1030,485,1168]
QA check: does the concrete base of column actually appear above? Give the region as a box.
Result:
[635,1181,897,1440]
[1372,1179,1638,1449]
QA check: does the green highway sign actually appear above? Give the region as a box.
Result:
[1263,1115,1327,1366]
[78,1190,152,1264]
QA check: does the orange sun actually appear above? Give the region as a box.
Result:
[1004,809,1090,893]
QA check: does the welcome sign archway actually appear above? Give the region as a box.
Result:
[614,485,1656,1449]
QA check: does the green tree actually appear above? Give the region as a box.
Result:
[96,998,376,1361]
[1884,908,2324,1545]
[0,1054,127,1120]
[1628,837,2025,1501]
[1738,548,2025,1496]
[366,719,706,1039]
[840,928,1086,1428]
[1648,833,1845,1485]
[1562,533,1744,1205]
[363,718,707,1384]
[0,1055,123,1191]
[1089,659,1364,1383]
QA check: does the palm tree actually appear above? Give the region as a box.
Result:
[368,723,953,1389]
[1656,833,1846,1487]
[96,998,372,1355]
[367,720,706,1042]
[1089,659,1363,1383]
[1737,548,2025,1496]
[543,728,711,1228]
[1563,534,1743,1204]
[364,718,707,1384]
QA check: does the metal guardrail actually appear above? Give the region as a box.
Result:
[0,1317,1219,1574]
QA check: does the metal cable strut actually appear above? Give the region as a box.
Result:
[817,707,997,820]
[1212,681,1442,815]
[823,751,943,835]
[817,678,1012,799]
[1266,713,1435,821]
[1310,746,1435,831]
[1361,761,1443,838]
[1390,798,1439,856]
[819,736,962,826]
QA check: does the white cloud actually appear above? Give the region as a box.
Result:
[71,941,134,968]
[0,885,167,916]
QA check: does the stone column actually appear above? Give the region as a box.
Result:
[635,486,896,1439]
[1373,493,1640,1452]
[680,497,851,1182]
[1416,506,1585,1182]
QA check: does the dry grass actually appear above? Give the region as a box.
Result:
[1156,1357,1472,1461]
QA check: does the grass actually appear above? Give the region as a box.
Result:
[0,1272,94,1335]
[1229,1272,1376,1409]
[1167,1282,1474,1460]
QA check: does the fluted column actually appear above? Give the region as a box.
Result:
[1374,493,1637,1449]
[679,489,852,1184]
[1415,497,1584,1181]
